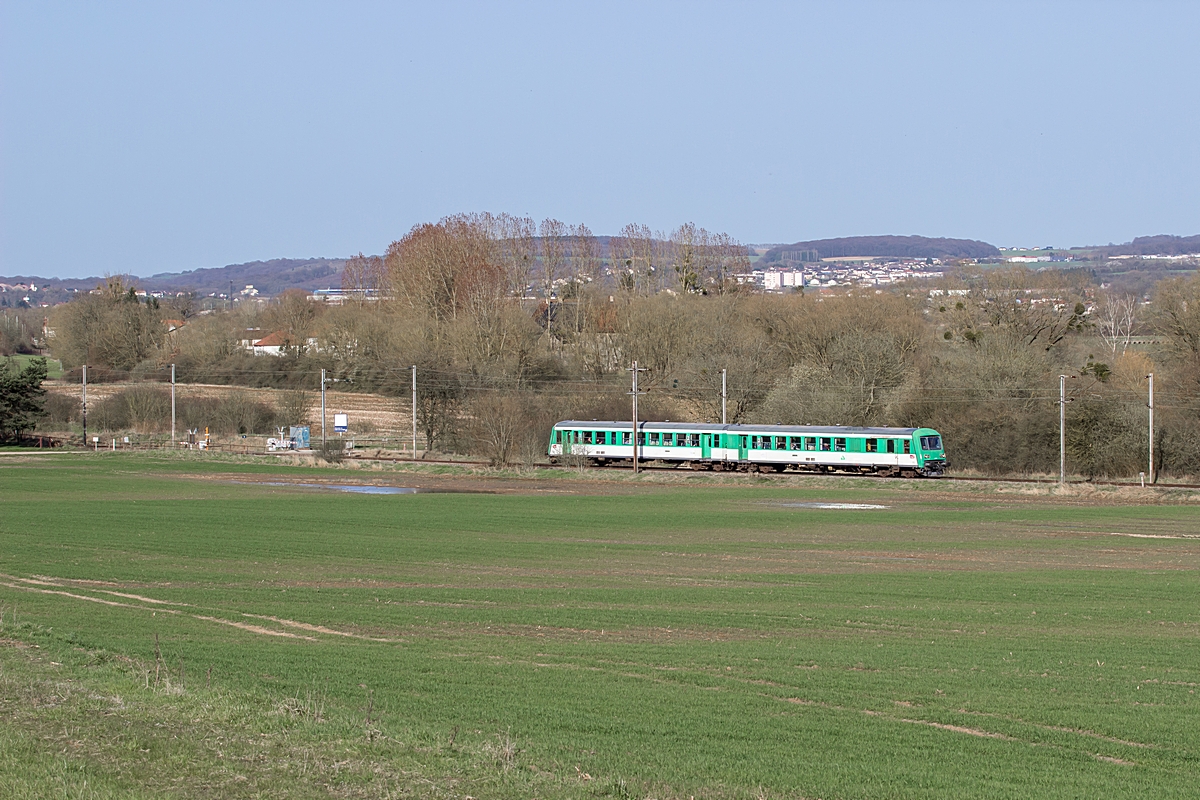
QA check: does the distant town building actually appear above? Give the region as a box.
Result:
[763,270,804,291]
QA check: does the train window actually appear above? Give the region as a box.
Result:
[636,432,645,446]
[903,440,910,454]
[886,439,895,454]
[584,431,593,444]
[740,436,748,448]
[775,436,786,450]
[555,430,562,444]
[622,431,631,445]
[687,433,699,447]
[866,438,877,453]
[819,438,831,451]
[805,437,816,451]
[920,435,942,451]
[834,438,846,452]
[787,436,799,450]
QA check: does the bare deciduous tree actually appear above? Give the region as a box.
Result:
[498,214,537,298]
[539,218,568,298]
[1094,293,1137,357]
[341,252,386,303]
[570,223,602,286]
[1154,274,1200,356]
[669,223,702,294]
[611,223,664,295]
[385,215,504,324]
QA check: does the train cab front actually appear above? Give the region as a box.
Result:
[915,429,947,477]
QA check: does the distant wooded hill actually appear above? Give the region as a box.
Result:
[761,235,1000,263]
[1,258,348,306]
[139,257,347,296]
[1085,234,1200,257]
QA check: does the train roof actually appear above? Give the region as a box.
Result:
[553,420,925,435]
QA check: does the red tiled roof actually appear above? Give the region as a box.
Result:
[253,331,291,347]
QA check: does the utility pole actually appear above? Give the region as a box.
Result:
[170,363,176,448]
[320,368,327,450]
[628,360,647,474]
[411,365,418,457]
[1059,374,1073,485]
[81,364,87,447]
[1147,372,1155,485]
[721,368,727,425]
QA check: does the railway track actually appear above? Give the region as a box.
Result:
[72,448,1190,491]
[333,453,1200,490]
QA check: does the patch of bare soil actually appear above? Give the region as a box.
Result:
[191,615,315,640]
[241,613,395,642]
[863,710,1016,740]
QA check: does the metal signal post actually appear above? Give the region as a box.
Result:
[628,361,648,474]
[412,365,418,457]
[721,368,727,425]
[320,368,328,449]
[1148,372,1155,485]
[1058,374,1075,484]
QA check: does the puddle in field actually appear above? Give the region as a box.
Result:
[231,481,483,495]
[776,502,891,510]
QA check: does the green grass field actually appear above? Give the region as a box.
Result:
[2,454,1198,798]
[3,353,63,379]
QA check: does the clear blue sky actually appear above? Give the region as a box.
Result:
[3,1,1198,279]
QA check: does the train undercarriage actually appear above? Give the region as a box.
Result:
[563,457,945,478]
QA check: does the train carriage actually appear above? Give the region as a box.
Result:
[548,421,947,477]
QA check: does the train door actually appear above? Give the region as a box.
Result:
[701,433,712,459]
[738,435,748,462]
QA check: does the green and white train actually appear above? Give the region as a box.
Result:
[548,421,948,477]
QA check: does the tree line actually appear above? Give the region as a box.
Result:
[30,213,1200,478]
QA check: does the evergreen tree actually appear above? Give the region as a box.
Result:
[0,357,48,442]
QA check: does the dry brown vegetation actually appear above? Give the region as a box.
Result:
[36,214,1200,478]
